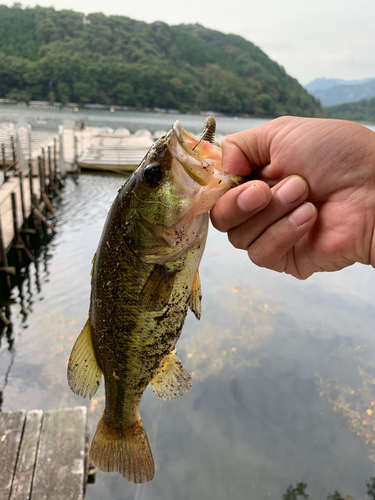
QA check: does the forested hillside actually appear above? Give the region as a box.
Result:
[327,97,375,123]
[0,4,323,117]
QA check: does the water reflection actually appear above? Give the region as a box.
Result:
[0,171,374,499]
[0,318,14,411]
[183,286,278,381]
[0,198,57,410]
[283,476,375,499]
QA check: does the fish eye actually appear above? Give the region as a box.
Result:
[143,162,163,187]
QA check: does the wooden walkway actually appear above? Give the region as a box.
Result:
[0,172,41,251]
[0,131,64,283]
[0,407,91,500]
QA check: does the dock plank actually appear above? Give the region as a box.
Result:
[30,407,88,500]
[0,410,26,500]
[10,410,43,500]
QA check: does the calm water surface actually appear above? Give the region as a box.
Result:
[1,109,375,499]
[0,105,271,136]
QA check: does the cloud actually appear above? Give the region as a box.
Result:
[321,50,354,63]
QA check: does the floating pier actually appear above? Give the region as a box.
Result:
[76,128,156,171]
[0,406,93,500]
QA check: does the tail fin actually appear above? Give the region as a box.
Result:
[89,415,155,483]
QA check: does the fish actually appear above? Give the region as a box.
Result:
[67,116,242,483]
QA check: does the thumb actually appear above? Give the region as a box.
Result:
[221,122,273,176]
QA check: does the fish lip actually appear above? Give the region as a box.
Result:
[169,120,212,186]
[171,120,189,149]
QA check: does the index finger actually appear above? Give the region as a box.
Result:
[211,180,271,232]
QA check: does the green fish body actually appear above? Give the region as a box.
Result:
[67,117,241,483]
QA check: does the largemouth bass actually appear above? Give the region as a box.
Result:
[67,117,241,483]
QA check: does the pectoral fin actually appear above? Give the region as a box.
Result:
[67,319,102,399]
[151,349,192,400]
[140,265,177,311]
[189,269,202,320]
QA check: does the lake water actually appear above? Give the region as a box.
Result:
[1,108,375,499]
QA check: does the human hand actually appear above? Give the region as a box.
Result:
[211,116,375,279]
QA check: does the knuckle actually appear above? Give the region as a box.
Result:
[248,245,267,268]
[248,236,285,272]
[210,205,229,232]
[228,229,246,250]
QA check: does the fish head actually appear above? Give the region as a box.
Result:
[123,117,242,264]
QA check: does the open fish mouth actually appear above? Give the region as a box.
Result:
[165,117,243,211]
[169,117,221,187]
[166,116,242,190]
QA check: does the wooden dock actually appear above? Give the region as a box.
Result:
[0,407,92,500]
[0,171,41,251]
[0,127,65,290]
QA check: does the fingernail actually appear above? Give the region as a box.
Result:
[277,177,306,205]
[237,184,267,212]
[289,203,315,227]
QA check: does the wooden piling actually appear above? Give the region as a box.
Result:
[11,192,22,267]
[53,139,57,180]
[41,191,58,221]
[19,171,31,246]
[28,163,34,200]
[31,205,56,233]
[2,144,7,183]
[38,156,45,198]
[11,137,16,163]
[0,309,11,326]
[41,148,47,194]
[48,146,52,187]
[19,172,26,226]
[0,214,12,290]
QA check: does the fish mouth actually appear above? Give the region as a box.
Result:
[170,119,219,186]
[166,117,243,213]
[168,117,242,188]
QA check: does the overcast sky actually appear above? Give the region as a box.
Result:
[6,0,375,85]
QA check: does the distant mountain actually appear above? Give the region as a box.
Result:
[305,77,374,93]
[308,79,375,106]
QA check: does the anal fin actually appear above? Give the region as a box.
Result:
[67,318,102,399]
[189,269,202,319]
[151,349,192,400]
